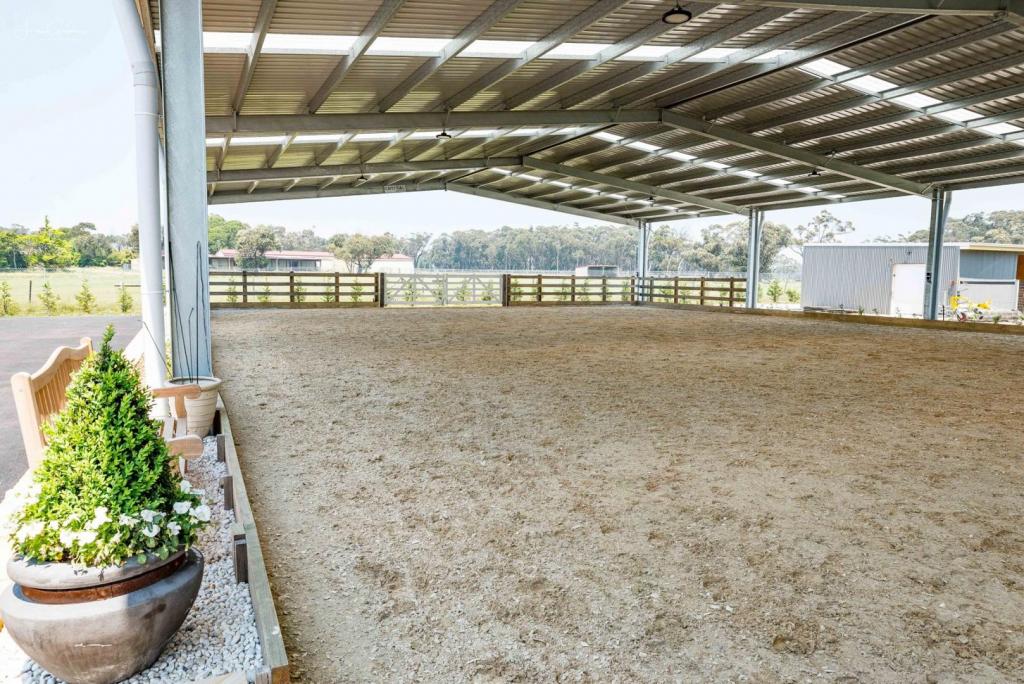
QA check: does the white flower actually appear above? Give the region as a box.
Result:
[167,521,181,536]
[77,530,97,545]
[15,521,44,542]
[48,520,60,530]
[86,506,110,530]
[59,529,75,546]
[142,524,160,538]
[179,480,192,494]
[140,509,157,523]
[119,514,138,527]
[110,532,122,544]
[191,504,211,523]
[172,501,192,515]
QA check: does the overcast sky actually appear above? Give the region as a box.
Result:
[2,0,1022,243]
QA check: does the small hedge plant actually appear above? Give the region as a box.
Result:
[9,327,210,568]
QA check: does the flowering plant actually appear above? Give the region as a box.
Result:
[9,327,210,567]
[949,295,992,322]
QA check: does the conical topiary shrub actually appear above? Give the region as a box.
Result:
[9,326,209,568]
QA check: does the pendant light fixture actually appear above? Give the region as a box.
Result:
[436,130,452,140]
[662,3,693,25]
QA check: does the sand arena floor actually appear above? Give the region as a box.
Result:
[212,306,1024,683]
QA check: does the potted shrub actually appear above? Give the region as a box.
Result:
[2,327,210,684]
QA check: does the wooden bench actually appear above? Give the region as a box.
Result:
[11,337,203,472]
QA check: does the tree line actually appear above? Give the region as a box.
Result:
[7,208,1022,274]
[0,219,137,268]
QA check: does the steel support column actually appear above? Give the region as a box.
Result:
[746,208,765,308]
[114,0,167,402]
[636,220,650,303]
[923,187,953,321]
[161,0,212,378]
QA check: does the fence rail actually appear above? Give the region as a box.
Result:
[209,271,747,309]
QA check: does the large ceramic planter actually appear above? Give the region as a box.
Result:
[170,376,222,437]
[1,549,204,684]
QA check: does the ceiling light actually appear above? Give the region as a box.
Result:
[809,168,821,177]
[662,3,693,25]
[436,130,452,141]
[357,174,368,182]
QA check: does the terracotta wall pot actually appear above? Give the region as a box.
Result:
[169,376,222,437]
[1,549,204,684]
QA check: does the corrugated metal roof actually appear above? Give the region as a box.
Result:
[145,0,1024,220]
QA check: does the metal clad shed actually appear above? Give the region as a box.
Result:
[959,250,1019,280]
[802,244,959,315]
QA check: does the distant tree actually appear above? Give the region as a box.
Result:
[73,232,114,266]
[792,210,854,256]
[75,281,96,313]
[0,229,28,268]
[39,281,60,315]
[19,218,78,268]
[0,282,16,316]
[118,284,133,313]
[235,225,279,269]
[879,210,1024,244]
[277,227,327,251]
[208,214,247,253]
[766,280,784,304]
[127,224,140,257]
[329,233,396,272]
[397,232,432,266]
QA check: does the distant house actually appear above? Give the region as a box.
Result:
[366,254,415,274]
[209,248,336,272]
[802,243,1024,316]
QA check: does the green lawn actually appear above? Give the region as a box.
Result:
[0,268,140,316]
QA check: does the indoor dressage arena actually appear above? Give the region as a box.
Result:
[213,307,1024,682]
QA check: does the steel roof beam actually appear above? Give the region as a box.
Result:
[210,180,446,205]
[208,157,521,183]
[501,18,681,111]
[617,12,856,107]
[711,39,1024,122]
[376,0,524,113]
[312,133,354,166]
[730,0,1012,13]
[448,183,639,226]
[645,13,918,108]
[306,0,405,113]
[266,133,295,168]
[436,0,633,111]
[207,109,662,134]
[558,7,789,109]
[231,0,277,113]
[660,110,930,195]
[523,156,747,215]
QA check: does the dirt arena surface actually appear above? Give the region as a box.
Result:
[212,306,1024,683]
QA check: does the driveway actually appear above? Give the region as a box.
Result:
[0,315,140,491]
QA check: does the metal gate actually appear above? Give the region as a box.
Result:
[383,273,502,307]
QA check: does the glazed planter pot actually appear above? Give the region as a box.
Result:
[169,376,222,437]
[1,548,204,684]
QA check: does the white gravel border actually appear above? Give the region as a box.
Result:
[0,437,265,683]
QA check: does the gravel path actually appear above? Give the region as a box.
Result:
[213,306,1024,683]
[0,437,264,683]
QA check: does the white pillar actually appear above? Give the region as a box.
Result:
[113,0,167,394]
[923,188,952,320]
[161,0,213,379]
[636,220,650,303]
[745,208,764,308]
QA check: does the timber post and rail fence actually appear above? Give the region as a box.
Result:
[208,270,748,309]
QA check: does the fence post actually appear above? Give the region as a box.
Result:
[536,275,543,303]
[500,274,509,307]
[699,277,706,306]
[729,278,736,307]
[630,276,636,304]
[570,275,576,303]
[288,271,295,303]
[334,272,340,303]
[241,271,248,303]
[377,273,386,307]
[601,277,607,302]
[673,277,680,305]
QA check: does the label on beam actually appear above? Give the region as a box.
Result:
[383,185,407,193]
